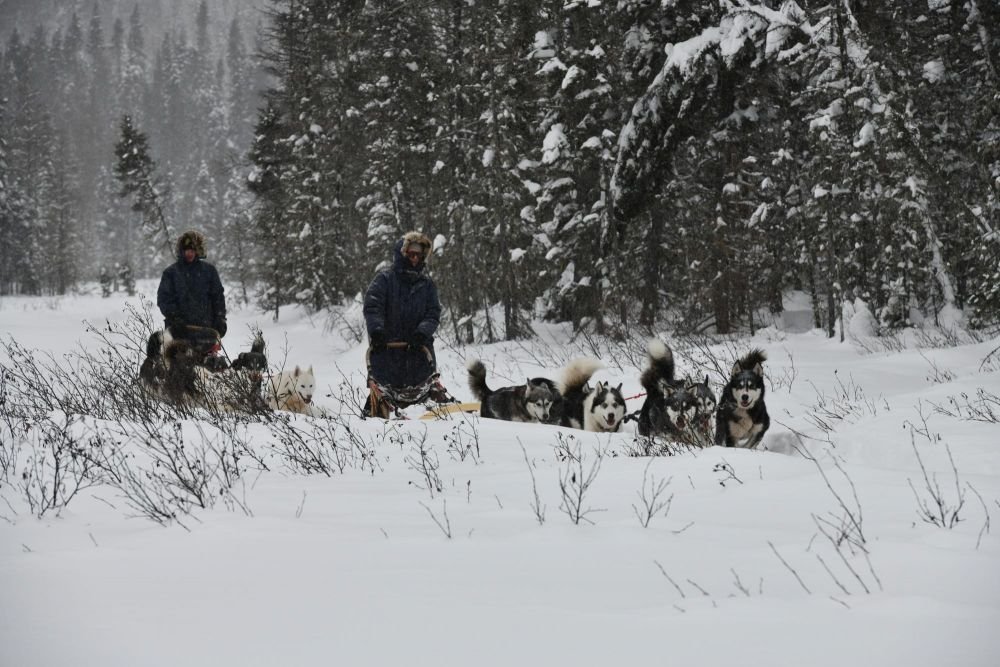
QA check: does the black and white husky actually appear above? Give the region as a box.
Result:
[139,331,201,403]
[715,349,769,448]
[467,359,561,423]
[139,330,166,388]
[559,358,626,433]
[637,339,679,437]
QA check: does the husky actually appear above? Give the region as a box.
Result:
[139,330,166,388]
[197,333,270,412]
[155,338,201,403]
[687,374,717,442]
[267,365,319,415]
[230,333,267,374]
[660,382,699,439]
[466,359,561,423]
[637,339,680,437]
[715,349,769,448]
[559,358,626,433]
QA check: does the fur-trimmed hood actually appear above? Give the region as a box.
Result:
[400,231,432,262]
[175,230,207,259]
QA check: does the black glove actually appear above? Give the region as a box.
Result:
[407,331,430,352]
[215,319,227,338]
[370,329,387,351]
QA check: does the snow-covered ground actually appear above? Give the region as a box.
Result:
[1,284,999,666]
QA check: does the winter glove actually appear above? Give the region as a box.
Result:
[370,329,387,351]
[407,331,430,352]
[214,319,228,339]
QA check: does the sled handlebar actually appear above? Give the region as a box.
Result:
[365,341,434,374]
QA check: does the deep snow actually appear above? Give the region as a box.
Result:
[1,284,999,667]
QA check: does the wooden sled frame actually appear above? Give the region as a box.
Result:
[365,341,458,419]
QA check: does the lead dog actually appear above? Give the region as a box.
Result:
[715,349,769,448]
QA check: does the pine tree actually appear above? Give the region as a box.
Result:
[113,114,173,260]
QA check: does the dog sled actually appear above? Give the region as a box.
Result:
[140,325,269,410]
[365,341,462,419]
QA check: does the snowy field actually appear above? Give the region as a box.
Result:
[2,283,999,667]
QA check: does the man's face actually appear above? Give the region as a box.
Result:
[183,248,197,263]
[405,249,422,267]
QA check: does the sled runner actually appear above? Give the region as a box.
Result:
[418,402,481,420]
[365,341,457,419]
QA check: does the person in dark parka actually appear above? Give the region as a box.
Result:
[157,230,227,343]
[364,231,441,390]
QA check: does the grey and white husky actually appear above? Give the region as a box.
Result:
[559,358,626,433]
[466,359,561,423]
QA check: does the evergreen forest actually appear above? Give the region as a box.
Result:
[1,0,998,340]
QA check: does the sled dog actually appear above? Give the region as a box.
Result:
[196,333,270,412]
[637,339,680,437]
[268,365,319,415]
[687,374,717,442]
[559,358,625,433]
[139,330,166,388]
[158,338,201,403]
[715,349,769,448]
[230,332,267,374]
[466,359,561,423]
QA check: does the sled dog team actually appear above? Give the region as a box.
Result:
[140,330,769,448]
[139,328,323,416]
[467,339,770,448]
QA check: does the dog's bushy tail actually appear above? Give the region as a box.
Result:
[736,348,767,374]
[250,331,265,355]
[559,357,604,396]
[146,330,163,358]
[466,359,492,401]
[641,339,675,393]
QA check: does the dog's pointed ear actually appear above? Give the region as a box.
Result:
[731,361,741,377]
[309,365,314,373]
[753,362,764,377]
[615,383,623,392]
[684,375,694,389]
[294,365,301,377]
[704,374,710,386]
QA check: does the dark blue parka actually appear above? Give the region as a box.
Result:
[157,231,227,338]
[364,238,441,388]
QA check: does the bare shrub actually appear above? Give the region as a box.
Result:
[907,430,965,529]
[443,418,480,463]
[15,414,98,517]
[918,351,956,384]
[519,439,546,525]
[803,372,886,434]
[931,389,1000,424]
[404,428,442,498]
[556,435,605,525]
[632,459,673,527]
[713,460,743,487]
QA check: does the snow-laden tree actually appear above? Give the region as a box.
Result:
[113,114,173,260]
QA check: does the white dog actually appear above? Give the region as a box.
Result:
[267,365,321,415]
